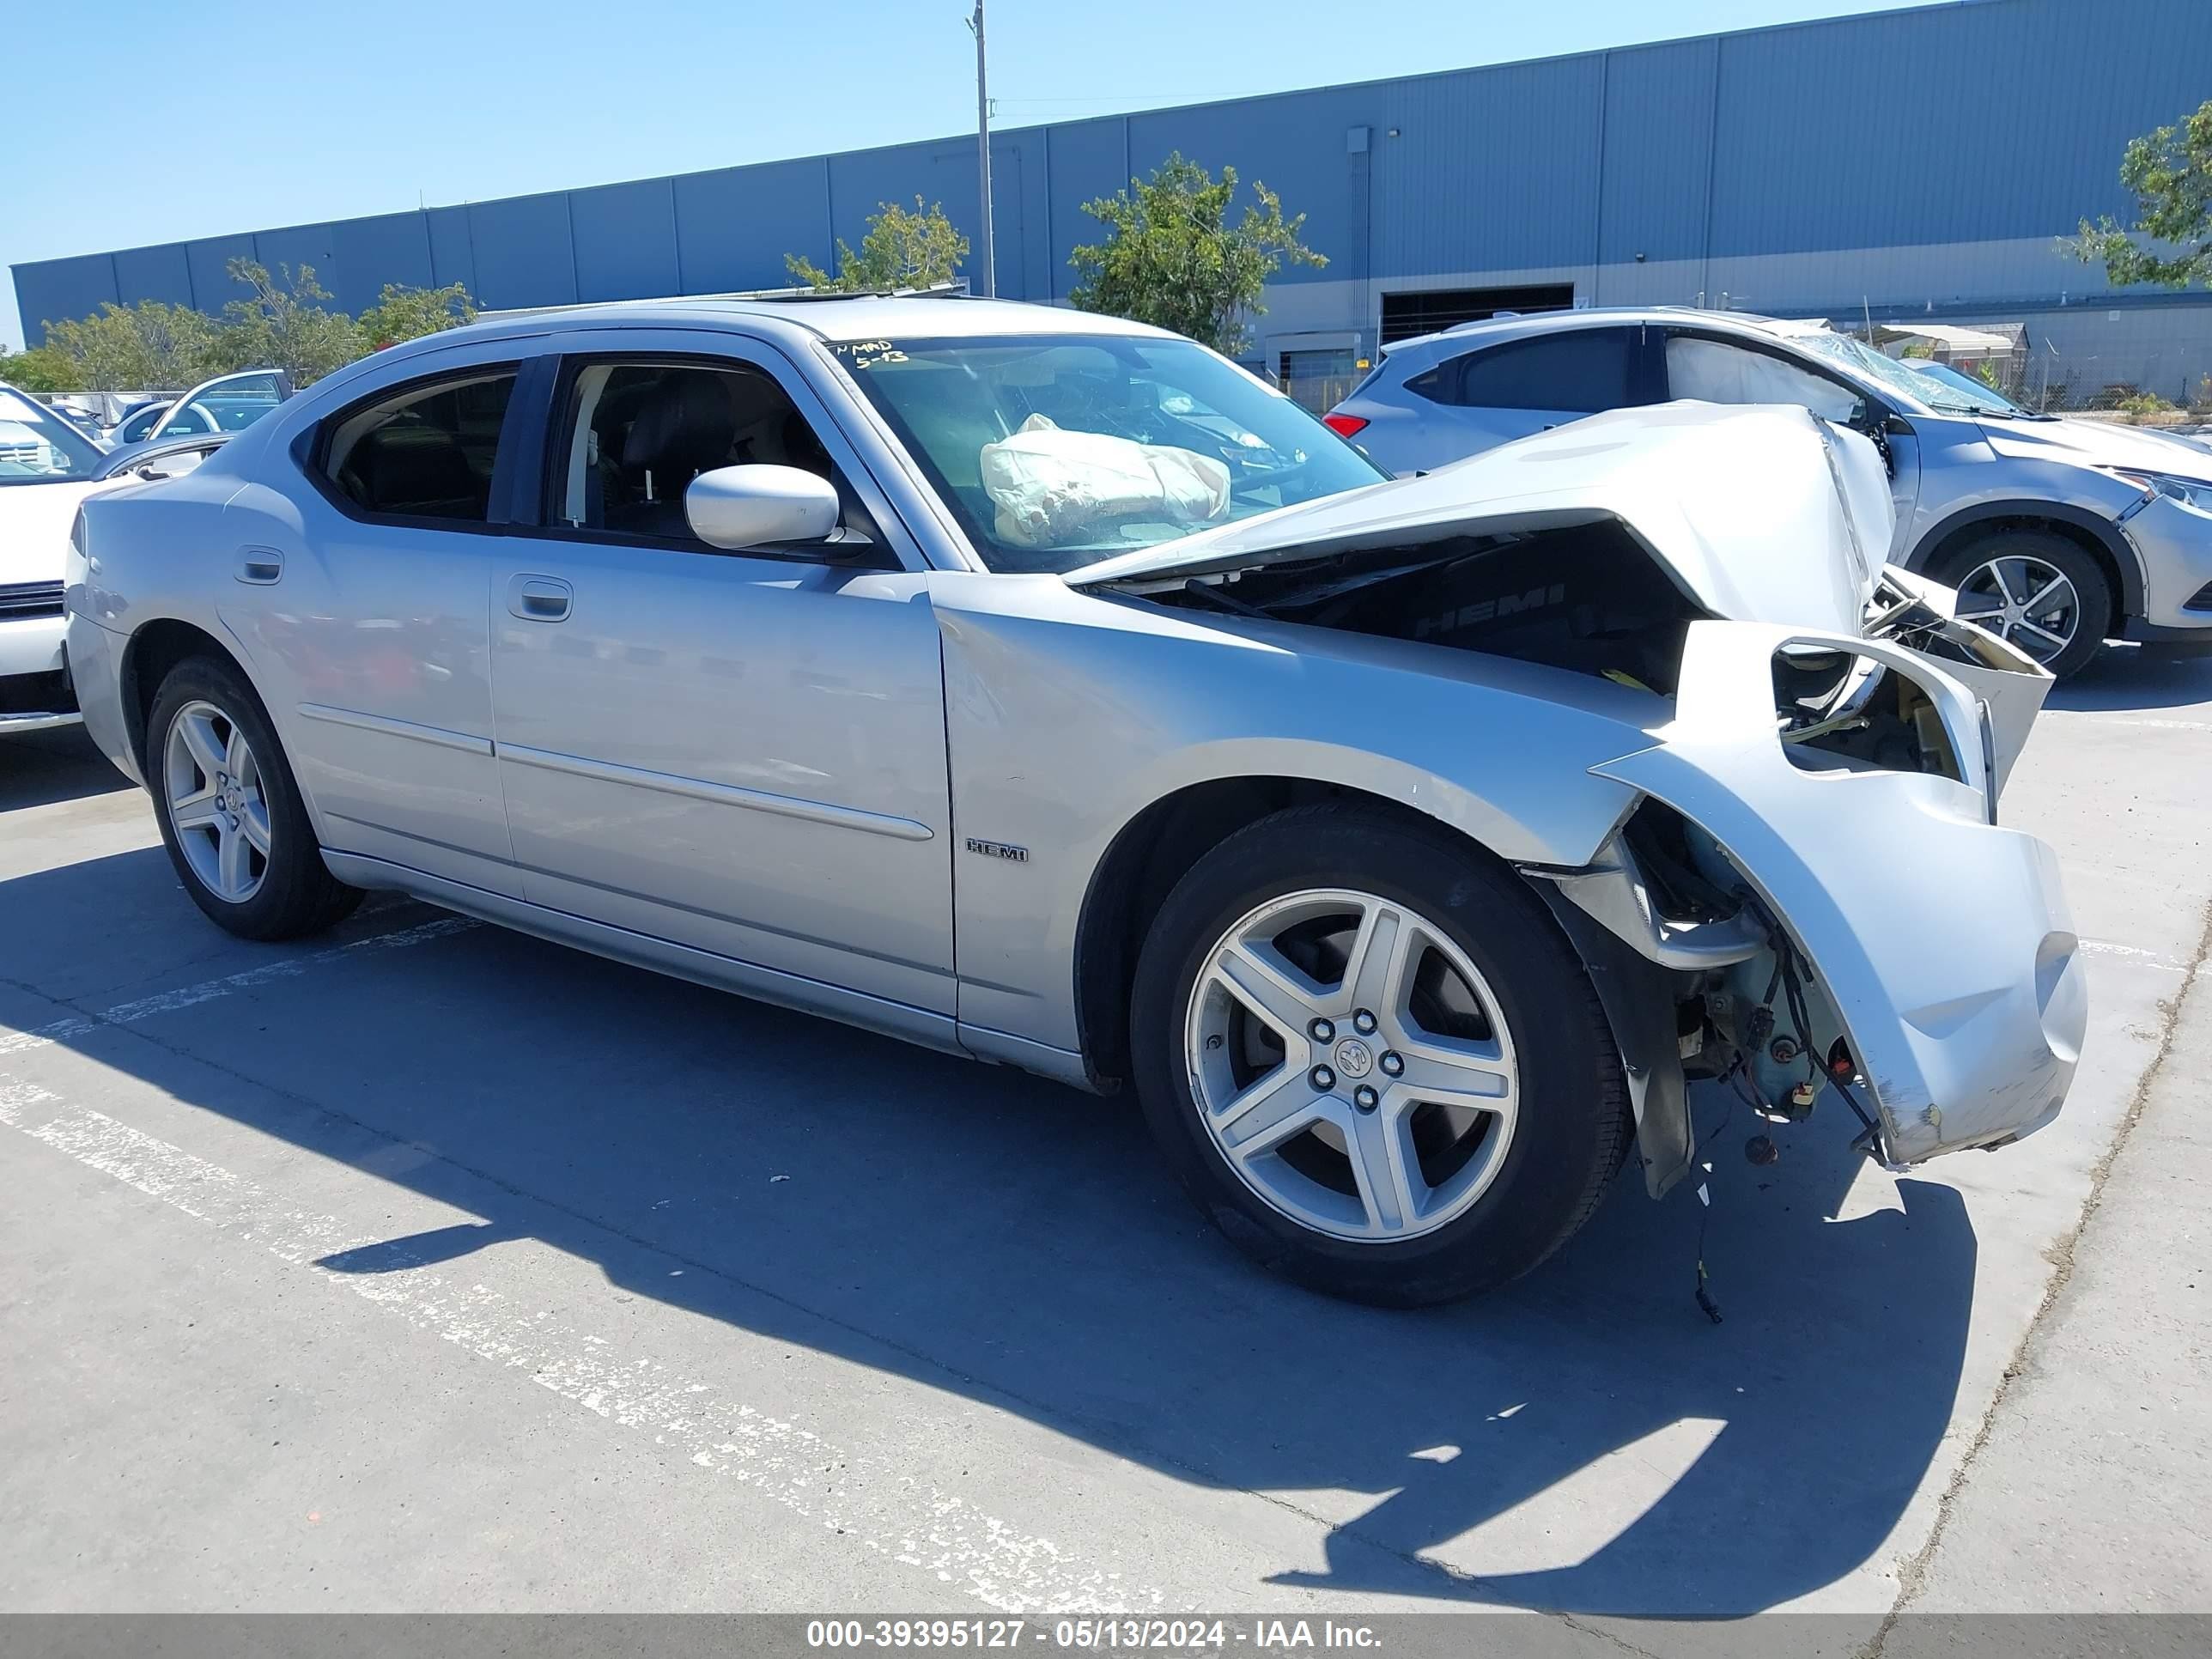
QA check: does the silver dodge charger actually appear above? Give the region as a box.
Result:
[65,295,2086,1305]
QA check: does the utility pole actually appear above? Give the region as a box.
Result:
[969,2,996,297]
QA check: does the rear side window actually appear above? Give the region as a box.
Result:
[1445,330,1638,412]
[321,369,517,524]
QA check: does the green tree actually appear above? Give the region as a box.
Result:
[0,343,81,393]
[217,260,364,384]
[786,197,969,292]
[2072,99,2212,289]
[40,300,224,392]
[1066,153,1324,355]
[356,281,477,349]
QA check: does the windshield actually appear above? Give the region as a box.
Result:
[1790,331,2017,416]
[831,334,1386,574]
[1902,358,2029,414]
[0,388,102,485]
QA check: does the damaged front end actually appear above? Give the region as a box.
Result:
[1079,408,2085,1190]
[1547,596,2083,1188]
[1499,572,2083,1194]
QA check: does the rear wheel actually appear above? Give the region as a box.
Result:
[1931,528,2110,679]
[147,657,361,940]
[1129,804,1628,1307]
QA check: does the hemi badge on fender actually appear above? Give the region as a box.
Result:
[965,836,1030,863]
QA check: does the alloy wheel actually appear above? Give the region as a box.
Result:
[1183,888,1520,1243]
[163,700,271,902]
[1951,555,2081,665]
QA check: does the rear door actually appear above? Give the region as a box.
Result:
[1389,326,1652,471]
[216,343,531,896]
[485,330,957,1016]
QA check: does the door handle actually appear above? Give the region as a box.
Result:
[507,574,572,623]
[236,547,283,585]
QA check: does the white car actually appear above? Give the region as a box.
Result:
[1,385,112,733]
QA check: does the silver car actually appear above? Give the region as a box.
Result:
[1329,307,2212,676]
[67,296,2085,1306]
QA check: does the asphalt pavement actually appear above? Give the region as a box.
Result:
[2,643,2208,1650]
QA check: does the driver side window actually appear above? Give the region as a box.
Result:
[549,360,858,547]
[1664,334,1859,422]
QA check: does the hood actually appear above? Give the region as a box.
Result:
[1066,403,1892,635]
[0,478,107,586]
[1980,413,2212,477]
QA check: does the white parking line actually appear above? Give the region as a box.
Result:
[0,986,1158,1614]
[0,916,479,1055]
[2081,938,2202,975]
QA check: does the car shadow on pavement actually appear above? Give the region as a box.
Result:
[2051,642,2212,713]
[3,848,1976,1620]
[0,727,132,812]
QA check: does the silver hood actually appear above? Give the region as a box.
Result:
[1978,410,2212,477]
[1067,403,1894,635]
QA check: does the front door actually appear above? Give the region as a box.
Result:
[487,338,957,1015]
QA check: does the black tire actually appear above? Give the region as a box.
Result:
[1129,803,1629,1308]
[1929,527,2112,680]
[145,655,362,940]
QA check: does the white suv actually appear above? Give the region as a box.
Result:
[1328,308,2212,676]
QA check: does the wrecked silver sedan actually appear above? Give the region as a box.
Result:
[65,297,2084,1305]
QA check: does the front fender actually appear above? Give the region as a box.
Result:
[929,572,1663,1055]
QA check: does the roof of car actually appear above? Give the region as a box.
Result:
[421,293,1175,354]
[1383,305,1826,362]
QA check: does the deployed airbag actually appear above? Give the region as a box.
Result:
[981,414,1231,548]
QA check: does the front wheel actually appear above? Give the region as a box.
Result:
[1930,529,2111,679]
[1129,805,1629,1307]
[147,656,362,940]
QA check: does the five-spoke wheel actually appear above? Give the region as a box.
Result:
[147,656,362,939]
[163,699,272,902]
[1133,803,1628,1306]
[1186,888,1520,1243]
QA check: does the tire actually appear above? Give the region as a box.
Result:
[1929,528,2111,679]
[1129,803,1629,1307]
[146,655,362,940]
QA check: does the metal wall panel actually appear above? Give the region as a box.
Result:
[1708,0,2212,258]
[252,223,341,297]
[424,205,477,295]
[14,254,116,337]
[569,179,681,303]
[331,213,437,313]
[183,235,259,313]
[17,0,2212,345]
[1127,85,1379,282]
[464,191,578,311]
[1596,37,1716,269]
[672,157,833,295]
[1042,118,1128,304]
[1373,54,1607,279]
[112,244,195,310]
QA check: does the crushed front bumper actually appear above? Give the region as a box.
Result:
[1575,606,2084,1170]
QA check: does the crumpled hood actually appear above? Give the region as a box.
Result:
[0,479,106,586]
[1980,412,2212,477]
[1067,403,1893,635]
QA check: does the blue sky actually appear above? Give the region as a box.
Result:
[2,0,1926,348]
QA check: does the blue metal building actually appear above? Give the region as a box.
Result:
[15,0,2212,407]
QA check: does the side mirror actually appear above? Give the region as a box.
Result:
[685,465,840,550]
